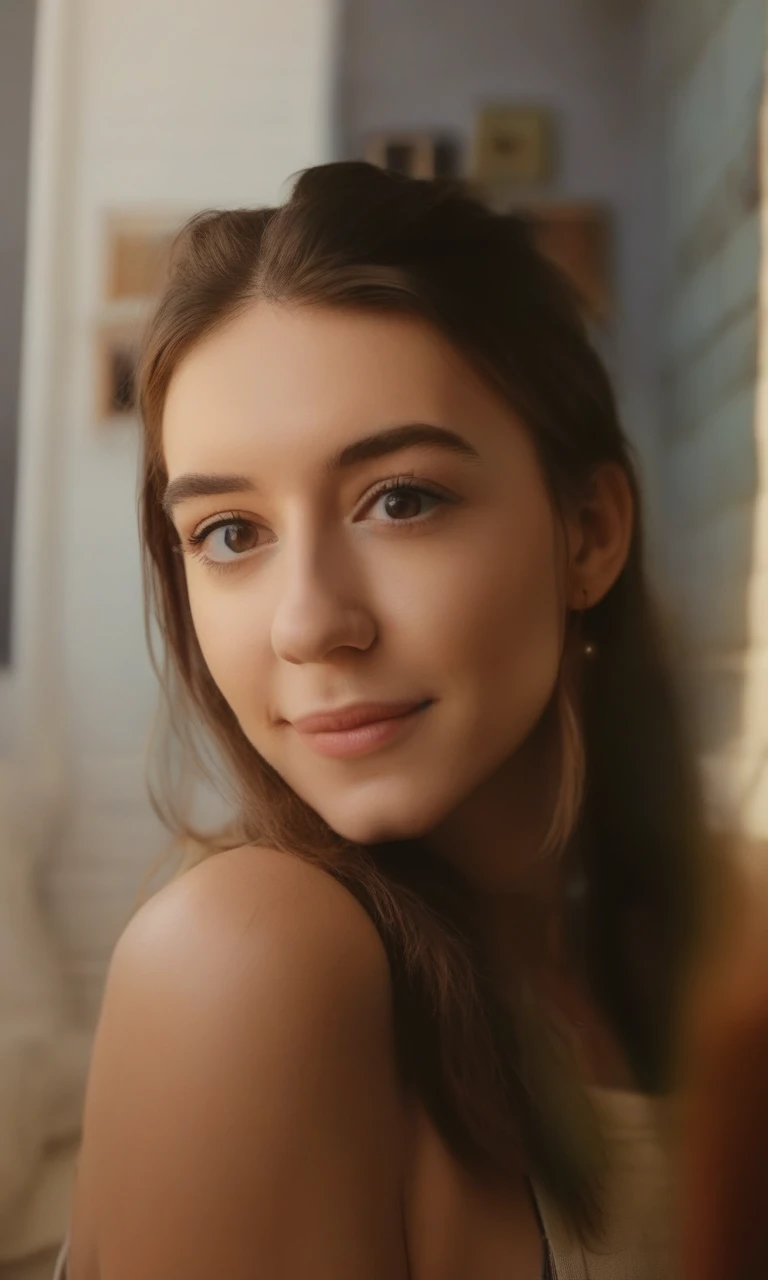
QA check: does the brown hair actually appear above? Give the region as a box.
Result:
[137,162,709,1233]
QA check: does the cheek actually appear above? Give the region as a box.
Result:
[471,538,562,687]
[392,514,562,691]
[393,509,564,773]
[185,576,268,716]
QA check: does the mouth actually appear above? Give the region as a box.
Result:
[290,699,433,760]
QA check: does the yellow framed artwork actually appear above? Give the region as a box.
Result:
[471,106,554,186]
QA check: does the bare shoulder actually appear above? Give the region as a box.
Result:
[68,846,407,1280]
[122,842,394,997]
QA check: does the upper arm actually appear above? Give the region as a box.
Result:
[68,847,408,1280]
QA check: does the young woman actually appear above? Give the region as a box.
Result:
[57,162,707,1279]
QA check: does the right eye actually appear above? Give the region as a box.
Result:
[186,516,268,567]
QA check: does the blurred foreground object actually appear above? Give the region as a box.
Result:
[680,847,768,1279]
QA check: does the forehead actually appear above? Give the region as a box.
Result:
[162,303,514,474]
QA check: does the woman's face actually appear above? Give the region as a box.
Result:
[162,304,566,845]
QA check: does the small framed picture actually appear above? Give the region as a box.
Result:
[365,132,461,180]
[95,210,187,426]
[96,324,141,422]
[471,106,554,186]
[105,215,177,302]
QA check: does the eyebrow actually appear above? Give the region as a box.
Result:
[162,423,480,516]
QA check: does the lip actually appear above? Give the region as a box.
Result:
[291,700,431,734]
[289,699,433,760]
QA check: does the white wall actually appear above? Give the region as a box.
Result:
[14,0,339,1023]
[339,0,664,551]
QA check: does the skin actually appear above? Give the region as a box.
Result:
[67,303,635,1280]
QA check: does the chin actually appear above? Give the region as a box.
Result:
[332,813,423,846]
[312,779,449,847]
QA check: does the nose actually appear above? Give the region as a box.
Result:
[270,537,377,665]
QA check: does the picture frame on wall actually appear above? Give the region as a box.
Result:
[95,210,186,427]
[96,324,141,421]
[364,132,461,180]
[471,105,554,187]
[105,213,177,302]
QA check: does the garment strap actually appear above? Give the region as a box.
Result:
[526,1177,555,1279]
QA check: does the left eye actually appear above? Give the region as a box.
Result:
[367,485,442,522]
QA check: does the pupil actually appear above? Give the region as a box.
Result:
[385,489,421,519]
[224,524,252,553]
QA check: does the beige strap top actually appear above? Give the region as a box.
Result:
[51,1089,674,1279]
[533,1087,676,1278]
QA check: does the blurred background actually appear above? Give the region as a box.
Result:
[0,0,765,1274]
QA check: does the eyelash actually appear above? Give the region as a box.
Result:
[182,474,457,573]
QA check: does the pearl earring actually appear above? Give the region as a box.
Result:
[580,589,597,659]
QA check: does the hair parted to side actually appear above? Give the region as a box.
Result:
[136,162,709,1236]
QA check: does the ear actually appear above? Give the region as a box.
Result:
[565,463,634,610]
